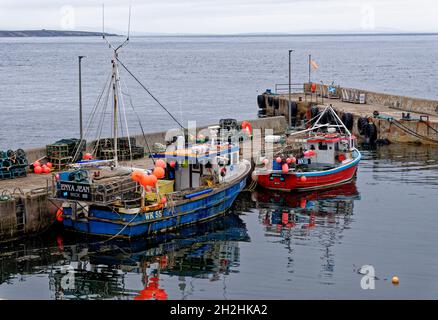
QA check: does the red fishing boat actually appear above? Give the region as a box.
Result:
[252,105,361,191]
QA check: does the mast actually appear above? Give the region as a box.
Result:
[112,54,119,167]
[102,5,131,168]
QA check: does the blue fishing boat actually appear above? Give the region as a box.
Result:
[53,19,252,239]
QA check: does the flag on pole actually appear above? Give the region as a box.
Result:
[310,59,319,70]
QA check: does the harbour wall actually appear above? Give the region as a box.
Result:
[23,116,288,163]
[0,190,59,242]
[303,83,438,116]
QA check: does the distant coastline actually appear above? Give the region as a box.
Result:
[0,29,119,37]
[0,29,437,38]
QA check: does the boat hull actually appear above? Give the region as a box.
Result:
[61,164,250,239]
[255,150,361,192]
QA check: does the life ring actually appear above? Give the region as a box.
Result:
[241,121,252,135]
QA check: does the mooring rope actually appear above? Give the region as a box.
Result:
[392,119,438,144]
[242,179,257,192]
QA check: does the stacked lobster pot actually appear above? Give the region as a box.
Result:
[94,137,144,161]
[0,149,28,180]
[46,138,85,170]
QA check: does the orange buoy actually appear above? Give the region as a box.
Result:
[131,170,143,182]
[290,157,296,163]
[153,166,165,179]
[300,175,307,182]
[43,166,51,174]
[149,174,158,187]
[140,174,152,187]
[34,166,42,174]
[282,163,289,174]
[392,276,399,285]
[155,159,166,168]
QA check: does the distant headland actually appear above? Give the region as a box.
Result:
[0,29,119,37]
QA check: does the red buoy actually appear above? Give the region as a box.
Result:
[43,166,51,174]
[276,157,282,163]
[56,208,63,222]
[241,121,253,135]
[169,161,176,168]
[46,162,53,169]
[300,175,307,182]
[34,166,42,174]
[83,153,93,160]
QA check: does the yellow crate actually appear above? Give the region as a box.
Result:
[145,179,174,201]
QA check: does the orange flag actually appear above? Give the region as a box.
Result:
[310,59,318,70]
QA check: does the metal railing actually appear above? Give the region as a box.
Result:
[274,83,305,94]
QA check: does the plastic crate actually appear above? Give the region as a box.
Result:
[145,179,174,202]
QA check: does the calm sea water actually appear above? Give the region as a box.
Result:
[0,35,438,299]
[0,35,438,149]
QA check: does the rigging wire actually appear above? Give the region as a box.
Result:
[120,77,156,164]
[116,57,186,130]
[92,78,112,156]
[117,71,133,167]
[71,71,112,163]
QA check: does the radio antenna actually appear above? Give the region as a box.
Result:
[101,4,131,52]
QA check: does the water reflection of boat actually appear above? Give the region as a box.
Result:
[48,212,249,299]
[253,180,360,213]
[252,181,360,281]
[252,181,360,231]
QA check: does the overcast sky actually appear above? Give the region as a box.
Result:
[0,0,437,34]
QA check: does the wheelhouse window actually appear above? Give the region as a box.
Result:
[318,142,328,150]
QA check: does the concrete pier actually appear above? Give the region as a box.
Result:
[261,84,438,145]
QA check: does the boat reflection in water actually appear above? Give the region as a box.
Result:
[48,212,250,300]
[252,181,360,279]
[253,181,360,229]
